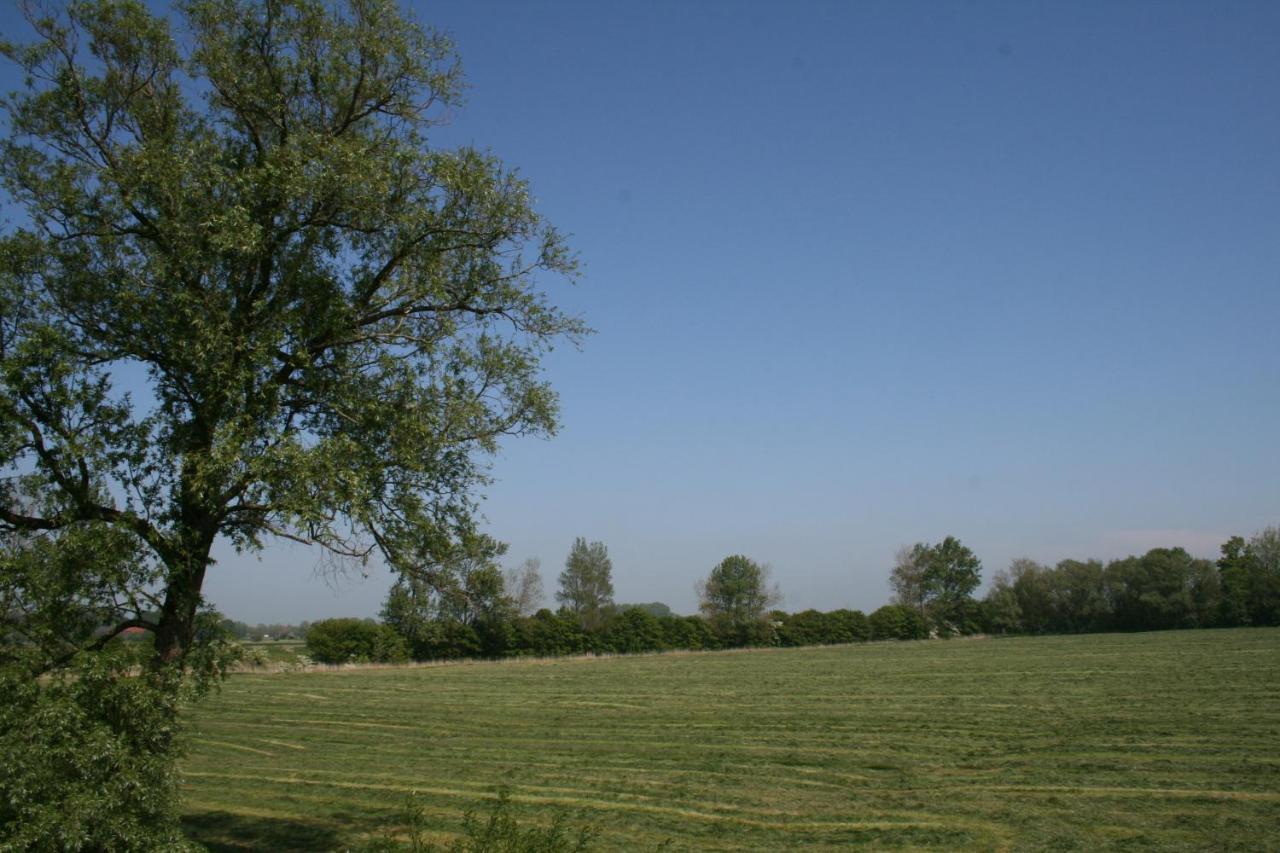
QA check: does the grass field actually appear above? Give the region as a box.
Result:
[237,640,308,666]
[180,628,1280,851]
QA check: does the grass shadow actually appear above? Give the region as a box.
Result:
[182,810,349,852]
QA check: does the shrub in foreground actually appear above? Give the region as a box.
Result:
[0,655,195,851]
[358,789,595,852]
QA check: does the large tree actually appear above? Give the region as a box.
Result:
[556,537,613,630]
[0,0,583,670]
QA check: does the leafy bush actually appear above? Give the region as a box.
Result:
[827,609,871,643]
[601,607,665,654]
[868,605,928,641]
[657,615,719,651]
[776,609,831,646]
[305,618,409,664]
[0,653,197,851]
[414,620,483,661]
[509,610,590,657]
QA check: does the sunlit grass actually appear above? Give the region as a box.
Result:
[181,628,1280,851]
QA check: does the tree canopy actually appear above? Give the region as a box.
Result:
[0,0,583,669]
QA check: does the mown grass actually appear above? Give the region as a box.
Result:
[180,628,1280,851]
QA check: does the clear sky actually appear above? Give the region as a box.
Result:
[6,1,1280,622]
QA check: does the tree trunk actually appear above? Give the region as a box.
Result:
[150,530,215,668]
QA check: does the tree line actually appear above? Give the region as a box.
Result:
[306,526,1280,664]
[883,528,1280,636]
[307,539,889,663]
[979,529,1280,636]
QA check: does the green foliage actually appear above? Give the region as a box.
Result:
[1218,536,1253,627]
[0,656,188,851]
[979,573,1022,635]
[0,524,156,674]
[889,537,982,632]
[777,608,870,646]
[698,554,781,645]
[921,536,983,631]
[417,620,484,661]
[1048,559,1109,633]
[0,523,238,851]
[601,607,665,654]
[1104,548,1211,632]
[452,791,595,853]
[1,0,581,665]
[888,543,931,613]
[2,0,580,842]
[988,545,1235,636]
[620,601,673,618]
[0,639,237,852]
[358,789,595,853]
[555,539,614,631]
[868,604,928,640]
[305,618,408,664]
[1245,527,1280,626]
[383,536,517,658]
[509,609,590,658]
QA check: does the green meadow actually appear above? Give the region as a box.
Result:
[181,628,1280,851]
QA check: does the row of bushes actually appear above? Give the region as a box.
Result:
[304,604,933,664]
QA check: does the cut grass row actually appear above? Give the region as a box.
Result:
[180,628,1280,850]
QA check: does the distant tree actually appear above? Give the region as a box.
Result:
[778,609,868,646]
[408,620,482,660]
[1007,558,1054,633]
[828,609,872,643]
[1049,559,1109,633]
[218,618,252,640]
[889,544,931,616]
[621,602,674,618]
[1188,558,1222,628]
[981,571,1023,634]
[776,610,829,647]
[698,555,782,645]
[656,615,720,651]
[1218,536,1253,627]
[556,539,615,630]
[383,536,515,658]
[602,608,666,654]
[1103,548,1211,632]
[510,609,589,657]
[922,536,983,632]
[889,538,983,632]
[1247,527,1280,625]
[504,558,546,618]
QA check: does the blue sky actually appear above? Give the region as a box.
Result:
[6,1,1279,621]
